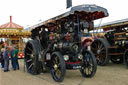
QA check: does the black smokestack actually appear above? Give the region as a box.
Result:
[67,0,72,8]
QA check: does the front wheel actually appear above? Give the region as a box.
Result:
[80,50,97,78]
[50,52,66,82]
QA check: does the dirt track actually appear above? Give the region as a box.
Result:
[1,60,128,85]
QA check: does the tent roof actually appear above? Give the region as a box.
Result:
[95,18,128,30]
[0,16,23,29]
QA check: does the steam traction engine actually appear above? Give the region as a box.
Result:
[24,4,108,82]
[91,19,128,67]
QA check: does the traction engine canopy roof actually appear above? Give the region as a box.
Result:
[30,4,109,32]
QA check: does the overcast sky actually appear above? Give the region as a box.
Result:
[0,0,128,29]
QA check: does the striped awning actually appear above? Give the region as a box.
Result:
[0,22,23,29]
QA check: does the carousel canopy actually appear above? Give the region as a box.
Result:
[0,16,23,30]
[0,16,31,38]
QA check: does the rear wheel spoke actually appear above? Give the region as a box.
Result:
[27,59,32,63]
[28,63,34,70]
[26,53,31,56]
[28,47,33,52]
[91,40,108,65]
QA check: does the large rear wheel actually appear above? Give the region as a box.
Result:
[91,38,110,66]
[24,40,41,75]
[50,52,66,82]
[80,50,97,78]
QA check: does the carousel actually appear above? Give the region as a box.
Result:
[0,16,31,58]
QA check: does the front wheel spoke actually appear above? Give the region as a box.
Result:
[88,67,92,74]
[86,67,89,75]
[55,56,58,63]
[57,63,61,68]
[88,67,91,74]
[87,62,93,71]
[55,69,61,78]
[89,56,92,62]
[89,63,93,67]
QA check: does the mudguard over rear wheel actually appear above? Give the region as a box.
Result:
[50,52,66,82]
[80,50,97,78]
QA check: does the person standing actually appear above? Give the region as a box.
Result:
[3,47,9,72]
[0,51,2,68]
[13,46,19,70]
[9,46,15,70]
[1,45,5,68]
